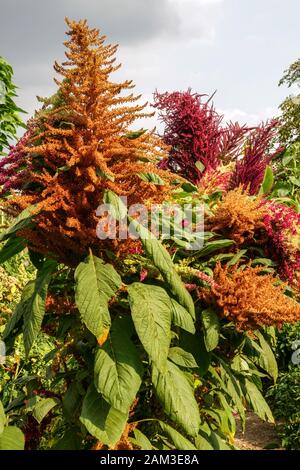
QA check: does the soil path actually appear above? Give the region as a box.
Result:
[234,412,282,450]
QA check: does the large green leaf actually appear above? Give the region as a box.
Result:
[80,385,128,447]
[218,360,246,430]
[0,236,26,265]
[152,361,200,436]
[259,165,274,195]
[0,401,5,434]
[138,172,165,185]
[195,429,231,450]
[243,379,274,423]
[0,205,36,242]
[132,429,153,450]
[0,426,25,450]
[33,397,59,424]
[128,283,171,371]
[94,316,143,413]
[159,421,197,450]
[170,299,195,334]
[132,219,195,318]
[255,331,278,383]
[195,240,235,259]
[104,190,194,318]
[75,253,122,339]
[3,281,34,339]
[53,428,82,450]
[168,347,198,369]
[23,260,56,356]
[201,308,220,352]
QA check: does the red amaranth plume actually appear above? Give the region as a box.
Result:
[153,89,247,184]
[0,130,32,196]
[263,201,300,293]
[230,120,284,195]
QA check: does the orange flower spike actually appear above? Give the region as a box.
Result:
[199,263,300,330]
[4,18,177,265]
[207,187,267,245]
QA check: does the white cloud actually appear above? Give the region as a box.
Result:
[219,106,279,126]
[168,0,223,43]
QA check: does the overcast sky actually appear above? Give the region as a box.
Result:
[1,0,300,129]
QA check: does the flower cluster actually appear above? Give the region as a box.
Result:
[230,120,284,195]
[0,131,32,196]
[199,263,300,330]
[206,187,266,245]
[153,89,247,184]
[0,19,177,266]
[263,202,300,292]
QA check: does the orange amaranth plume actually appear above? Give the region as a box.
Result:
[198,262,300,330]
[206,187,266,245]
[4,19,177,265]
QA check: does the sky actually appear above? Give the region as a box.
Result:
[0,0,300,130]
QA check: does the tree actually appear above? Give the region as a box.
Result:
[0,57,25,154]
[279,58,300,144]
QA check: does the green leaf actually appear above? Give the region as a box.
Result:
[196,429,231,450]
[3,281,34,339]
[201,308,220,352]
[259,166,274,195]
[94,316,143,413]
[62,383,82,421]
[243,379,274,423]
[128,283,171,371]
[75,253,122,339]
[0,236,26,265]
[125,129,147,140]
[96,167,115,182]
[0,426,25,450]
[195,161,205,173]
[105,190,194,318]
[133,429,152,450]
[138,172,165,185]
[103,190,127,220]
[282,153,294,166]
[181,182,198,193]
[80,385,128,447]
[195,240,235,259]
[0,401,5,434]
[289,176,300,186]
[170,299,195,334]
[195,433,214,450]
[227,249,247,266]
[255,331,278,383]
[0,205,36,242]
[152,360,200,436]
[159,421,197,450]
[218,360,246,430]
[179,332,211,376]
[33,397,59,424]
[130,218,195,318]
[53,428,82,450]
[23,260,56,356]
[168,347,198,369]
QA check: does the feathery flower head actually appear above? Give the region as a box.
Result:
[206,187,266,245]
[198,262,300,330]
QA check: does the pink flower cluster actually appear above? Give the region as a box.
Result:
[263,201,300,291]
[230,121,284,195]
[0,131,31,196]
[153,89,247,184]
